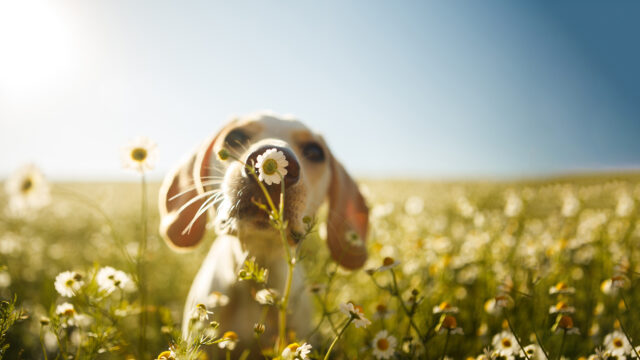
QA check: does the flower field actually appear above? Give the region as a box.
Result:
[1,172,640,359]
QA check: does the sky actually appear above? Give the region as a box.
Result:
[1,1,639,180]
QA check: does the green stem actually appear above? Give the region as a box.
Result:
[390,269,425,341]
[40,328,48,360]
[439,330,450,360]
[556,330,566,360]
[506,315,530,360]
[137,172,148,358]
[323,318,353,360]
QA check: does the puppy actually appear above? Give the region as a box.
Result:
[157,112,369,354]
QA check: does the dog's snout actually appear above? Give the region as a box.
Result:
[244,145,300,186]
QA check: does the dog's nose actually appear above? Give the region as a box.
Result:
[244,145,300,187]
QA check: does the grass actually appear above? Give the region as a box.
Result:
[1,173,640,359]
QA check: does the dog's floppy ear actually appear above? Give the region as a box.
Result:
[158,132,220,250]
[326,155,369,269]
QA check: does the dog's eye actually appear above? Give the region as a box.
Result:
[224,129,250,148]
[302,142,325,162]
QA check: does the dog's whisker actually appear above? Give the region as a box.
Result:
[169,184,221,202]
[174,189,220,215]
[183,193,220,234]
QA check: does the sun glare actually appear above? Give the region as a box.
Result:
[0,1,74,99]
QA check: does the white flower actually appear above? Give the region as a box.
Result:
[96,266,133,294]
[5,164,50,216]
[156,349,177,360]
[339,302,371,328]
[281,342,312,360]
[604,331,632,356]
[548,301,575,314]
[255,288,279,306]
[520,344,545,359]
[54,271,84,297]
[404,196,424,215]
[432,302,459,314]
[206,291,230,308]
[190,303,213,322]
[491,331,518,355]
[372,330,396,359]
[121,136,158,173]
[55,302,76,317]
[255,148,288,185]
[218,331,238,350]
[504,191,523,217]
[549,282,575,295]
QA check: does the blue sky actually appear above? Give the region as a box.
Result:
[1,1,639,180]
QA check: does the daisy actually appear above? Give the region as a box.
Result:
[55,302,76,317]
[339,302,371,328]
[548,301,575,314]
[520,344,545,359]
[549,282,575,295]
[255,288,279,306]
[491,331,518,356]
[281,342,312,360]
[54,271,84,297]
[5,164,50,216]
[121,136,158,173]
[255,148,288,185]
[218,331,239,350]
[435,315,464,335]
[377,257,401,272]
[206,291,230,308]
[96,266,133,294]
[433,301,459,314]
[156,349,177,360]
[552,315,580,334]
[190,303,214,322]
[604,331,632,356]
[371,330,396,359]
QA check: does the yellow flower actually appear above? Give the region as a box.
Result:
[218,331,238,350]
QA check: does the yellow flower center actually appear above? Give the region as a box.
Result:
[63,309,75,317]
[131,147,148,162]
[262,158,278,175]
[502,338,512,347]
[21,178,33,193]
[376,337,389,350]
[65,279,75,287]
[286,343,300,352]
[555,282,567,290]
[223,331,238,341]
[439,302,450,310]
[613,338,623,347]
[442,315,457,329]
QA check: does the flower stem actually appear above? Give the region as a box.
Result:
[323,318,353,360]
[390,269,425,342]
[556,330,566,360]
[440,330,450,360]
[506,314,530,360]
[137,172,148,358]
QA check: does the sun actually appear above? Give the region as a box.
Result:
[0,1,74,99]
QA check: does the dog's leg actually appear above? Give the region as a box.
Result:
[182,234,247,336]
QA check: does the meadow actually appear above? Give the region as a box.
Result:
[1,172,640,359]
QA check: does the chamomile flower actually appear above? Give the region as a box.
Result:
[339,302,371,328]
[433,301,459,314]
[435,315,464,335]
[156,349,177,360]
[549,282,575,295]
[255,288,279,306]
[121,136,158,173]
[206,291,230,308]
[520,344,545,359]
[549,301,575,314]
[96,266,133,294]
[218,331,239,350]
[54,271,84,297]
[491,331,518,356]
[281,342,312,360]
[255,148,288,185]
[190,303,213,322]
[604,331,632,356]
[552,315,580,334]
[55,302,76,317]
[377,257,400,272]
[371,330,396,359]
[5,164,50,216]
[372,303,395,320]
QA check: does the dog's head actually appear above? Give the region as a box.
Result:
[158,112,369,269]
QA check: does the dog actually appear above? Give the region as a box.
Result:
[157,111,369,355]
